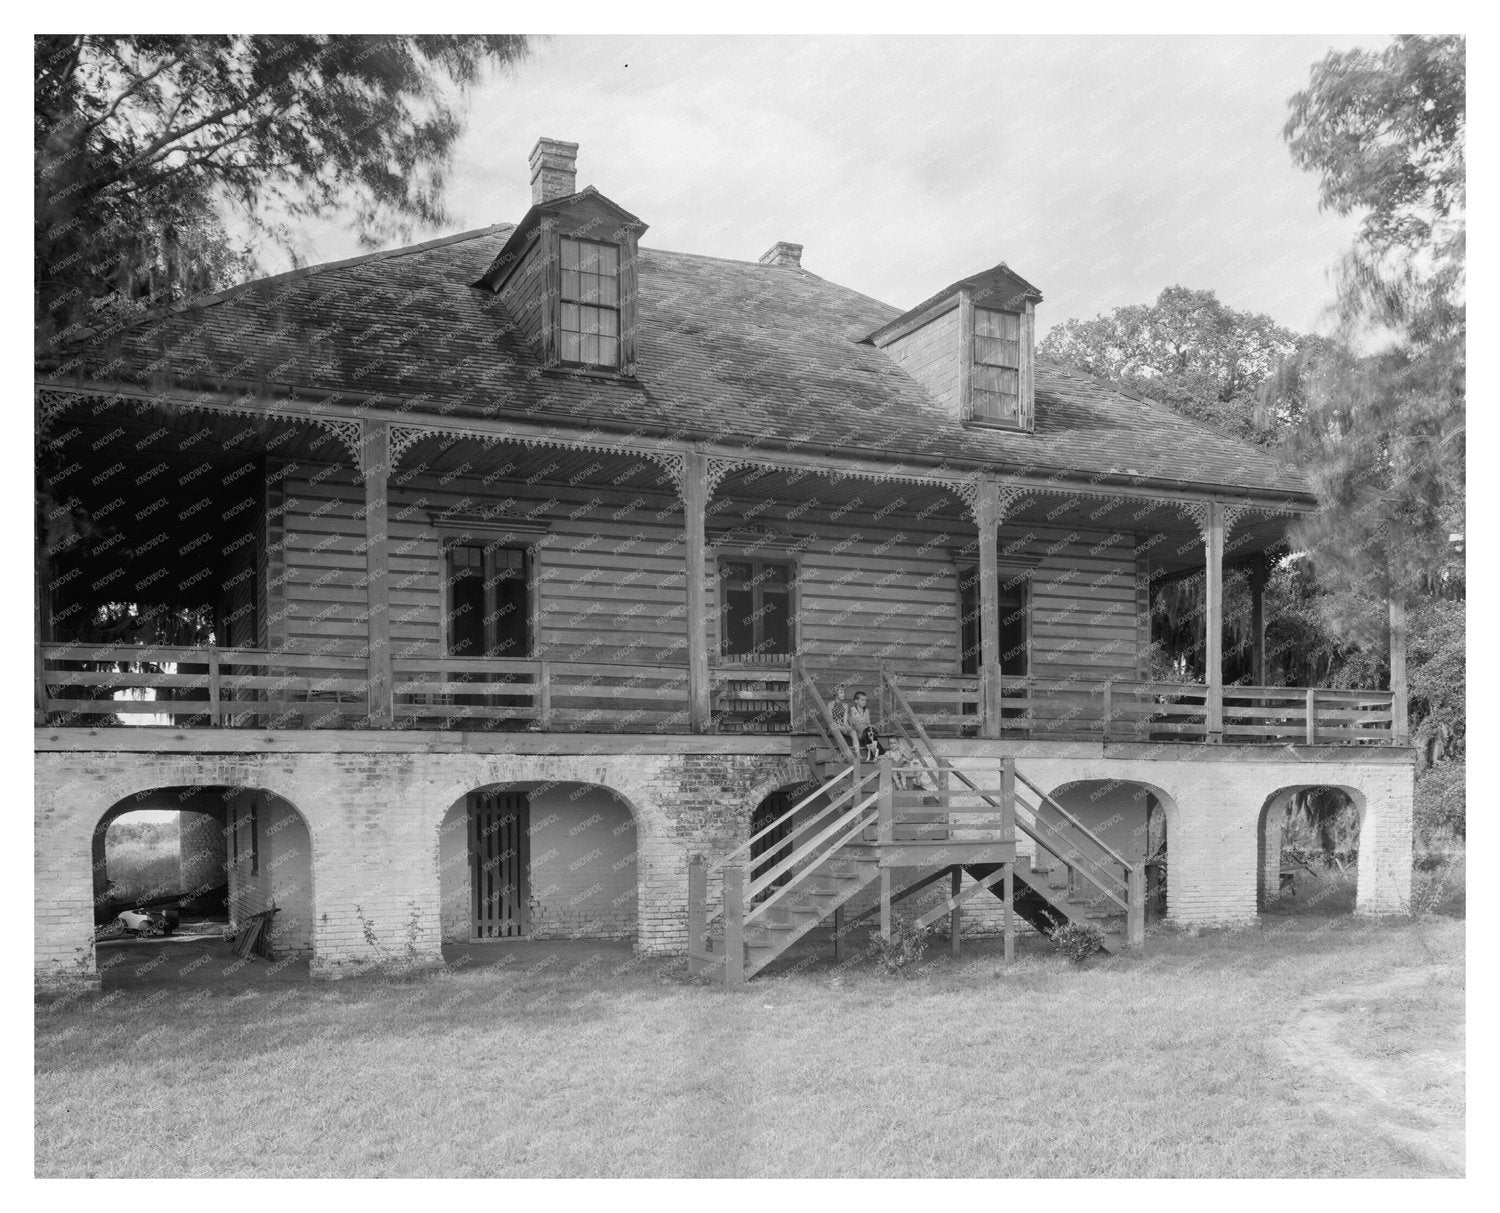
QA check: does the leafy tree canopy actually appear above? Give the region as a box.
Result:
[35,34,529,354]
[1281,35,1465,603]
[1037,285,1322,445]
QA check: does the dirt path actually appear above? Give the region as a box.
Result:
[1277,967,1465,1176]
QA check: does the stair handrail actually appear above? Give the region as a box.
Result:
[740,789,882,925]
[738,770,878,905]
[884,666,1133,913]
[1010,769,1137,875]
[709,764,855,876]
[888,666,1133,877]
[706,768,878,922]
[883,674,954,789]
[792,655,856,763]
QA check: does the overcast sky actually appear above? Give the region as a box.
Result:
[279,34,1383,339]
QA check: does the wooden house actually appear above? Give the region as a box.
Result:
[35,138,1416,987]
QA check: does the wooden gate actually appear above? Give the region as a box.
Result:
[469,789,529,939]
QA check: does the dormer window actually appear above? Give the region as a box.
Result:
[560,237,621,369]
[476,139,646,378]
[864,261,1040,434]
[972,308,1023,425]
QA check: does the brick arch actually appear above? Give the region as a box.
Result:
[428,761,657,948]
[1256,783,1366,913]
[1043,777,1180,919]
[740,756,818,822]
[74,774,317,985]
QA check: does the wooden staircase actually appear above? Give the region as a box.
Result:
[686,660,1145,984]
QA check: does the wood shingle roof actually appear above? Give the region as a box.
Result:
[45,225,1312,499]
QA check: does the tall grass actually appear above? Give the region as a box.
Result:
[103,818,180,905]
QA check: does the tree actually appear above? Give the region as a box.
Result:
[1281,35,1465,603]
[1037,285,1320,444]
[35,34,530,355]
[1282,36,1466,846]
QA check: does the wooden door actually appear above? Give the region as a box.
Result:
[469,789,530,939]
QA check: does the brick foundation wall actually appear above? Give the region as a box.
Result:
[33,737,1414,988]
[34,743,814,987]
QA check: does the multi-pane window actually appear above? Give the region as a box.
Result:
[559,237,620,369]
[972,308,1022,425]
[719,558,793,657]
[444,542,531,658]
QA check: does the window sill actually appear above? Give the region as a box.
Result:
[962,416,1032,434]
[543,363,637,384]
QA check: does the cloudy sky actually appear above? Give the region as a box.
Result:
[281,34,1384,340]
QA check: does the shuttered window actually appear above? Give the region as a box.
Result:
[559,237,620,369]
[972,308,1022,425]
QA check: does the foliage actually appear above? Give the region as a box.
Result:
[354,902,431,980]
[1285,34,1465,345]
[35,34,530,355]
[1414,759,1465,843]
[867,919,932,977]
[1281,35,1465,602]
[1038,285,1322,444]
[1048,920,1106,964]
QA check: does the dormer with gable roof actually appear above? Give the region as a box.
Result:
[475,137,647,376]
[865,263,1043,432]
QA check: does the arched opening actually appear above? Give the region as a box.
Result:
[749,782,816,898]
[1044,780,1174,924]
[1258,785,1364,915]
[438,781,638,946]
[91,786,315,982]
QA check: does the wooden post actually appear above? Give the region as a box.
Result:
[538,659,552,729]
[949,866,962,957]
[360,418,393,727]
[1101,679,1112,742]
[34,641,47,726]
[207,646,222,727]
[1127,865,1146,949]
[1000,758,1016,841]
[833,904,845,963]
[687,855,706,977]
[682,450,711,733]
[879,870,892,941]
[976,476,1002,739]
[877,753,893,845]
[1305,687,1317,746]
[1249,551,1269,687]
[1389,594,1409,744]
[1003,864,1015,963]
[1204,501,1224,742]
[722,864,744,986]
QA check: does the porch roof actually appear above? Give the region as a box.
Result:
[43,225,1313,502]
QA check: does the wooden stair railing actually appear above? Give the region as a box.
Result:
[791,656,856,764]
[687,768,882,984]
[882,666,1145,950]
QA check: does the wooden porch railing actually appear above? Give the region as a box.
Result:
[885,671,1397,745]
[36,644,371,728]
[35,642,1399,745]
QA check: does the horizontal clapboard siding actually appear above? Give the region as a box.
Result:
[884,307,960,412]
[268,461,1146,687]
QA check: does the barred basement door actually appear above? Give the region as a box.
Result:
[469,790,530,939]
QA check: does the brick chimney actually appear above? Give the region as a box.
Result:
[758,241,803,268]
[529,137,579,206]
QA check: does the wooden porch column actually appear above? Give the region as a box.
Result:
[1248,551,1269,687]
[361,417,393,727]
[682,450,711,732]
[975,477,1002,739]
[1204,502,1224,741]
[1389,594,1409,744]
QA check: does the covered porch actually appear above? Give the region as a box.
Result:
[35,384,1409,746]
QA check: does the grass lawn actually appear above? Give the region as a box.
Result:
[35,911,1464,1178]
